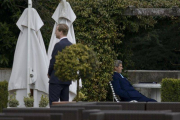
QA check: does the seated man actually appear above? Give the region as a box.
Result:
[111,60,157,102]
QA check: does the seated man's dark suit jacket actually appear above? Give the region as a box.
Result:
[48,38,72,85]
[112,72,156,102]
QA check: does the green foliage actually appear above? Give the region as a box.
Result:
[69,0,121,101]
[54,43,99,101]
[161,78,180,102]
[0,81,8,112]
[125,18,180,70]
[24,93,34,107]
[2,0,180,101]
[55,43,99,81]
[73,91,87,101]
[0,21,17,67]
[69,0,170,101]
[0,0,59,67]
[39,95,49,107]
[0,0,26,68]
[9,92,19,107]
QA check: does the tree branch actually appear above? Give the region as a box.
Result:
[15,5,26,9]
[170,61,180,66]
[173,49,180,52]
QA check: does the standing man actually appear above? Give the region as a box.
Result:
[112,60,157,102]
[48,24,72,106]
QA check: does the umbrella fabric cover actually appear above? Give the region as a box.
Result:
[47,0,76,61]
[8,8,49,94]
[47,0,82,101]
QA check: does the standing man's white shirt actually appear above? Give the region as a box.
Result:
[59,37,67,42]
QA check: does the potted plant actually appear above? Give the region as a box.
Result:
[39,94,49,107]
[24,93,34,107]
[8,92,19,107]
[54,43,99,102]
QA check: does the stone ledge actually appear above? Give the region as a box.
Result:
[126,70,180,84]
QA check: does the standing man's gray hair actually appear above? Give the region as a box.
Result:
[114,60,122,67]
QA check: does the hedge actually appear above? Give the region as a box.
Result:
[0,81,8,112]
[161,78,180,102]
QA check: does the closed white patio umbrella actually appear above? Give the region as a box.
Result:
[8,0,49,107]
[47,0,82,101]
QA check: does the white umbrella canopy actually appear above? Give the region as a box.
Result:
[47,0,82,101]
[8,8,49,107]
[48,0,76,60]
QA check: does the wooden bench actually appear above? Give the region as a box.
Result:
[146,102,180,112]
[51,104,122,110]
[89,110,180,120]
[3,108,80,120]
[0,113,50,120]
[0,118,23,120]
[95,102,146,110]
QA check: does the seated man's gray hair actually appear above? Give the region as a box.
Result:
[114,60,122,67]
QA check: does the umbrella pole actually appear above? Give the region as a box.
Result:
[27,0,32,97]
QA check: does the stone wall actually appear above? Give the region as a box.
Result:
[1,69,180,83]
[0,68,11,82]
[126,70,180,99]
[1,69,180,100]
[126,70,180,84]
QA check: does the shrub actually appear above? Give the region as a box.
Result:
[8,92,19,107]
[24,93,34,107]
[0,81,8,112]
[39,95,49,107]
[161,78,180,102]
[73,91,87,101]
[54,43,99,101]
[70,0,120,101]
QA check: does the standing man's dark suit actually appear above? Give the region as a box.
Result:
[48,38,72,105]
[112,72,156,102]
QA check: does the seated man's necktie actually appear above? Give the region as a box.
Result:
[120,74,124,78]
